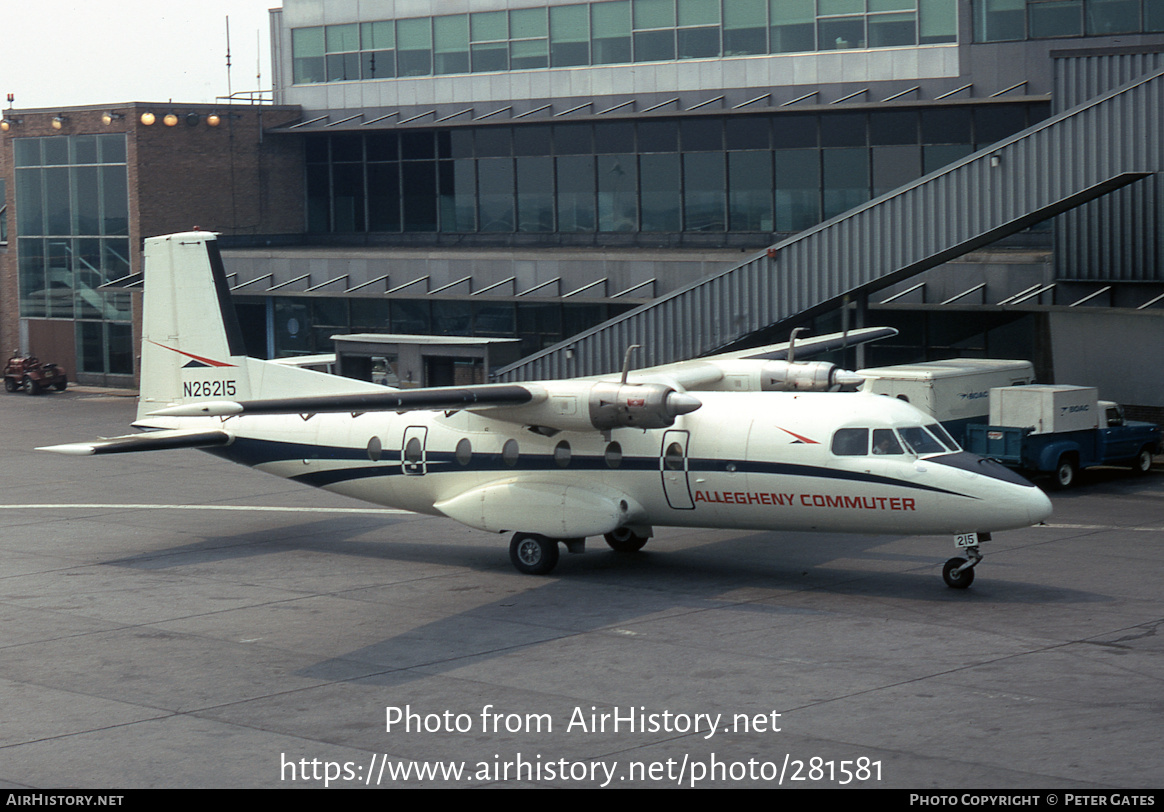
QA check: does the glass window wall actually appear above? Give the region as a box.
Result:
[303,102,1047,239]
[976,0,1158,40]
[14,135,132,377]
[290,0,961,83]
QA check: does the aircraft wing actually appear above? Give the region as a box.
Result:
[146,384,536,418]
[38,428,232,456]
[137,327,896,431]
[627,326,898,388]
[713,326,899,362]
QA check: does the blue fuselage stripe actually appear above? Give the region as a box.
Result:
[206,437,973,498]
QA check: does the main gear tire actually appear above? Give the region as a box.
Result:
[509,533,560,575]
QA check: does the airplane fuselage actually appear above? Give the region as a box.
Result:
[170,390,1049,540]
[43,232,1054,587]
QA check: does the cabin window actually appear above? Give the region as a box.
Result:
[404,436,424,463]
[831,428,869,456]
[898,426,944,456]
[367,436,382,461]
[664,441,685,470]
[871,429,904,455]
[502,438,520,467]
[554,440,572,468]
[927,423,960,451]
[605,441,623,468]
[455,438,472,466]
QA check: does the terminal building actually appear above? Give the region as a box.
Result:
[2,1,1162,410]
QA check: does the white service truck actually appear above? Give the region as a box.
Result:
[857,359,1035,444]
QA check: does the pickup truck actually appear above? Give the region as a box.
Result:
[964,385,1161,488]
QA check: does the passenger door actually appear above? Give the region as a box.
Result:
[402,426,428,476]
[660,430,694,510]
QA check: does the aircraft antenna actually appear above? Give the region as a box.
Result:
[620,344,641,384]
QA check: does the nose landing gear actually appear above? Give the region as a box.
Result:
[943,545,983,589]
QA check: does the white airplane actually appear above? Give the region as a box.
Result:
[41,232,1052,589]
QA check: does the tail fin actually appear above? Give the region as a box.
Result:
[138,232,251,420]
[137,231,378,422]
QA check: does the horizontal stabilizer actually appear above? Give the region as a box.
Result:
[37,429,232,456]
[148,384,536,418]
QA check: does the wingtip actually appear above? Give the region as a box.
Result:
[36,443,97,456]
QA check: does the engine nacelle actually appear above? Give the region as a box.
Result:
[761,360,862,391]
[588,382,702,430]
[476,380,702,433]
[698,360,865,392]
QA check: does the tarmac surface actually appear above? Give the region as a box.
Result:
[1,387,1162,789]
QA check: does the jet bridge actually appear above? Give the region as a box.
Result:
[494,65,1163,383]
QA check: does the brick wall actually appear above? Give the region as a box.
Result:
[130,105,303,243]
[0,102,305,382]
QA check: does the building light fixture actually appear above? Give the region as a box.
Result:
[163,113,179,127]
[101,112,125,125]
[185,112,200,127]
[206,112,242,127]
[51,114,67,130]
[0,117,21,132]
[990,154,1002,168]
[140,111,156,125]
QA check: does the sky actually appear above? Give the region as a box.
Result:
[4,1,281,110]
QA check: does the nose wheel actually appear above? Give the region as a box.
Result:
[943,546,982,589]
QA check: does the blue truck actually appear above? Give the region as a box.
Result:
[964,385,1161,488]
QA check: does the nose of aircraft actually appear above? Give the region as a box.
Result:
[930,452,1053,529]
[1026,484,1053,525]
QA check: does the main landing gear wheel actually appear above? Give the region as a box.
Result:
[509,533,560,575]
[604,527,649,553]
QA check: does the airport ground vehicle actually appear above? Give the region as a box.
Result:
[3,354,67,395]
[858,359,1035,444]
[964,385,1160,488]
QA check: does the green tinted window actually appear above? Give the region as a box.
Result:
[326,24,359,52]
[635,0,676,28]
[510,7,547,37]
[361,20,394,48]
[293,26,324,57]
[678,0,719,26]
[472,11,508,41]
